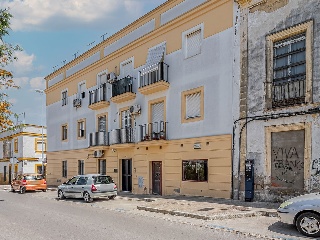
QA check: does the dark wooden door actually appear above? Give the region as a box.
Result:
[152,161,162,195]
[122,159,132,192]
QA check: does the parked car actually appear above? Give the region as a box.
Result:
[277,193,320,238]
[11,174,47,194]
[57,174,117,202]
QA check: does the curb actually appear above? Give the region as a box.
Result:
[137,206,278,220]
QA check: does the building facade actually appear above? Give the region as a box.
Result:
[235,0,320,201]
[0,124,47,184]
[45,0,240,198]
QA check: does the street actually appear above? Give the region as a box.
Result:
[0,190,261,240]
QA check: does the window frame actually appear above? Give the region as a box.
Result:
[182,159,208,182]
[78,160,84,175]
[35,138,47,153]
[14,138,18,153]
[98,159,106,175]
[61,90,68,106]
[77,119,86,139]
[97,113,108,132]
[119,107,132,129]
[182,24,203,59]
[61,124,68,141]
[181,86,204,123]
[266,20,313,109]
[62,160,68,178]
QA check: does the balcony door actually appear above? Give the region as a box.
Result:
[122,159,132,192]
[152,161,162,195]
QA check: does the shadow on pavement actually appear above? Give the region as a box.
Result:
[268,221,307,239]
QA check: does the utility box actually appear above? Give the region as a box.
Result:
[245,159,254,202]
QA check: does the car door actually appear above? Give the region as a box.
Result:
[63,176,78,198]
[74,177,88,198]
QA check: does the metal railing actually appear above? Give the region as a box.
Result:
[139,121,168,142]
[89,83,107,105]
[272,79,305,108]
[139,62,169,88]
[112,76,133,97]
[89,132,108,147]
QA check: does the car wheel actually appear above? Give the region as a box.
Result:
[296,212,320,238]
[42,189,47,192]
[83,192,92,203]
[19,186,26,194]
[11,186,15,192]
[108,195,116,200]
[57,190,65,200]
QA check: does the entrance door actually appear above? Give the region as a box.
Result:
[9,165,12,183]
[122,159,132,192]
[152,161,162,195]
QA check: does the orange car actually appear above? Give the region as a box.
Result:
[11,174,47,194]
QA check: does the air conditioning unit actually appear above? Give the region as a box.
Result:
[107,72,117,84]
[93,150,104,158]
[129,104,141,115]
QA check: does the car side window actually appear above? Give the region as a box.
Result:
[67,177,78,185]
[76,177,87,185]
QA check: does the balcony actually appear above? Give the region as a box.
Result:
[89,83,110,110]
[138,62,169,95]
[138,121,168,146]
[272,78,305,108]
[89,132,108,147]
[109,127,135,147]
[110,76,136,104]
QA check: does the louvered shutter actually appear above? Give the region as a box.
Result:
[121,61,133,78]
[186,29,201,58]
[186,92,201,119]
[152,102,164,132]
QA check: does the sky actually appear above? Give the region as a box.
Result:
[1,0,167,127]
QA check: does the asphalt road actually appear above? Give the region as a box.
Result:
[0,190,260,240]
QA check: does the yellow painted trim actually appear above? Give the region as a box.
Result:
[181,86,204,123]
[0,132,47,141]
[265,123,311,191]
[77,118,86,140]
[35,163,42,174]
[18,157,39,161]
[88,101,110,110]
[61,123,68,142]
[14,164,18,173]
[14,138,18,153]
[148,97,166,124]
[110,92,136,104]
[266,20,313,108]
[138,81,170,95]
[96,112,108,132]
[34,137,47,153]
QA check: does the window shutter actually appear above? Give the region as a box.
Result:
[186,29,201,58]
[186,92,201,119]
[121,61,133,78]
[152,102,164,132]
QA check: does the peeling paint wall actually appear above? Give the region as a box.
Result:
[238,0,320,201]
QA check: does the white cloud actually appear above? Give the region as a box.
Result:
[9,51,35,77]
[29,77,45,90]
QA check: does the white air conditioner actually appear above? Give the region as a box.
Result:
[129,104,141,115]
[107,72,117,84]
[93,150,104,158]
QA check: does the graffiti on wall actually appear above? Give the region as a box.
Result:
[311,158,320,175]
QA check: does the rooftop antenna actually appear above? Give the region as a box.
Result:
[73,51,79,59]
[87,41,95,47]
[101,32,108,41]
[53,65,58,71]
[62,59,67,65]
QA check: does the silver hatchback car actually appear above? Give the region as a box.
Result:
[277,192,320,238]
[57,174,117,202]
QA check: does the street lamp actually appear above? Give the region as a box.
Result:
[35,89,45,176]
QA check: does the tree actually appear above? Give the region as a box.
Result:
[0,9,22,132]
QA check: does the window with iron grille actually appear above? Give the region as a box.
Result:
[186,91,201,119]
[62,160,67,178]
[186,29,201,58]
[98,115,107,132]
[121,109,132,128]
[62,90,68,106]
[98,159,106,175]
[62,125,68,141]
[77,120,85,138]
[78,160,84,175]
[182,160,208,182]
[272,33,306,107]
[151,101,164,133]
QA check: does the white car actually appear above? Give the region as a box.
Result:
[58,174,117,202]
[277,193,320,238]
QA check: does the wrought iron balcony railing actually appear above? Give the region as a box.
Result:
[109,127,135,145]
[89,83,107,105]
[89,131,108,147]
[112,76,133,97]
[139,121,168,142]
[272,78,305,108]
[139,62,169,88]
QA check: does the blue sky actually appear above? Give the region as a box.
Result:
[1,0,167,127]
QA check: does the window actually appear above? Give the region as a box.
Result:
[62,124,68,141]
[98,72,107,85]
[77,119,86,139]
[62,90,68,106]
[98,159,106,175]
[120,60,133,78]
[182,160,208,182]
[14,139,18,153]
[98,115,107,132]
[151,100,165,133]
[266,21,313,108]
[79,82,86,98]
[35,138,47,153]
[185,28,202,58]
[62,160,67,178]
[78,160,84,175]
[181,86,204,123]
[120,108,132,128]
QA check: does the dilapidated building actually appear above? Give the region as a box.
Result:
[235,0,320,201]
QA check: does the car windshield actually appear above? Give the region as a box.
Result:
[24,175,43,180]
[93,176,113,184]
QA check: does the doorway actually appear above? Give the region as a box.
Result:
[122,159,132,192]
[152,161,162,195]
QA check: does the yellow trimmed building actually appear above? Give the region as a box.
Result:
[45,0,239,198]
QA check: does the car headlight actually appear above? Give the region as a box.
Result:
[279,201,293,209]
